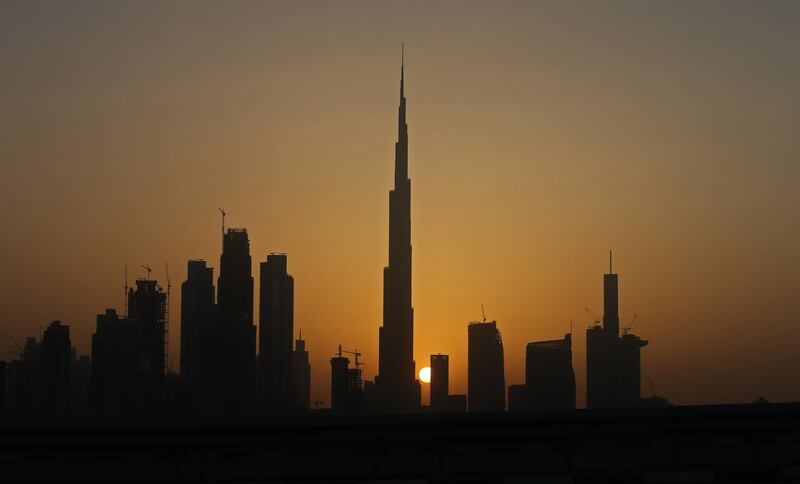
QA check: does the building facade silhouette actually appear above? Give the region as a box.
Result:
[41,321,71,417]
[377,48,420,413]
[180,259,217,413]
[292,333,311,410]
[259,253,295,413]
[468,321,505,412]
[217,228,256,413]
[430,354,449,412]
[330,354,349,414]
[91,309,143,416]
[525,334,576,410]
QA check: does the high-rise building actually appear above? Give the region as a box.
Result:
[127,278,167,415]
[181,260,216,397]
[91,309,143,416]
[41,321,71,417]
[586,254,648,409]
[330,354,349,414]
[292,333,311,410]
[377,47,420,413]
[330,348,365,414]
[619,332,648,407]
[127,279,167,383]
[468,321,505,412]
[430,354,449,412]
[180,259,215,406]
[525,334,576,410]
[259,253,295,413]
[70,351,91,417]
[217,228,256,413]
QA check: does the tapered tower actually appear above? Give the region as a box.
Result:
[377,46,420,412]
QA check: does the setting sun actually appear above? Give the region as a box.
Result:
[419,367,431,384]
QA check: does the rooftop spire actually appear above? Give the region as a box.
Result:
[400,43,404,99]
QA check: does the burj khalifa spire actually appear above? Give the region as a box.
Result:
[377,45,420,412]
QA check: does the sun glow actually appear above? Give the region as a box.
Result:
[419,366,431,383]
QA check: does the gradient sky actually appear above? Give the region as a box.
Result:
[1,1,799,408]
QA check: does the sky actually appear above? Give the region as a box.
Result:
[1,0,799,408]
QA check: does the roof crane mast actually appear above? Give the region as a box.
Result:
[585,307,601,326]
[623,313,638,335]
[8,337,24,362]
[336,344,364,369]
[342,348,363,369]
[141,265,152,280]
[124,265,129,317]
[218,208,226,236]
[164,262,171,375]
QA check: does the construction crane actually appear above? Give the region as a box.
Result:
[164,262,171,376]
[124,265,129,317]
[622,313,638,335]
[8,337,24,361]
[336,345,364,369]
[141,265,152,280]
[585,307,601,326]
[342,348,363,369]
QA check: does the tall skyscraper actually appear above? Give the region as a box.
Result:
[377,46,420,413]
[292,333,311,410]
[468,321,505,412]
[586,254,648,409]
[180,259,216,412]
[430,354,449,412]
[525,334,576,410]
[41,321,71,417]
[217,228,256,413]
[259,253,295,412]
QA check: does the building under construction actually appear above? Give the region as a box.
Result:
[330,346,365,414]
[586,254,648,409]
[127,279,168,393]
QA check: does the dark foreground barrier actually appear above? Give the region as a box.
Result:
[2,403,800,483]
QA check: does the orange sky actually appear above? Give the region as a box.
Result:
[1,1,799,407]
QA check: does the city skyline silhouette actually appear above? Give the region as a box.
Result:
[2,1,799,412]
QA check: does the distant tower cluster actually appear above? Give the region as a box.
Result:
[1,51,659,421]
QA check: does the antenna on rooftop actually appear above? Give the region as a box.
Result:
[609,250,613,274]
[218,208,226,237]
[124,265,129,317]
[481,304,487,323]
